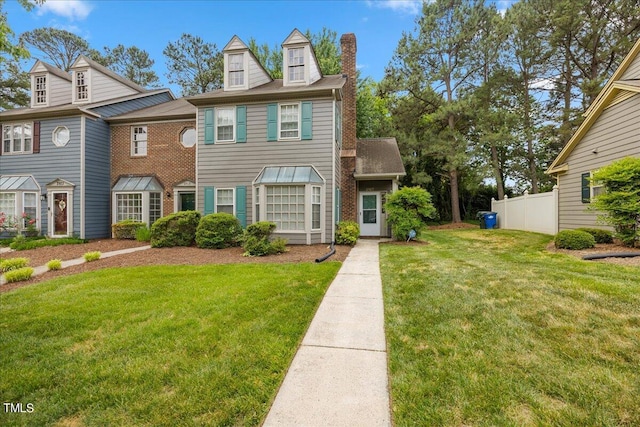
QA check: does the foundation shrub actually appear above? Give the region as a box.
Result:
[554,230,596,250]
[335,221,360,246]
[576,228,614,244]
[112,220,146,239]
[151,211,201,248]
[196,213,243,249]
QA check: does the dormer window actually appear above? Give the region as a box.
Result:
[228,54,245,87]
[34,75,47,105]
[75,70,88,101]
[288,48,305,82]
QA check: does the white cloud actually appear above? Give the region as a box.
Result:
[37,0,93,21]
[366,0,422,15]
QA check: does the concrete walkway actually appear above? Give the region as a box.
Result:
[263,239,391,426]
[0,245,151,286]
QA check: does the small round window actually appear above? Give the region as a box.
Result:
[52,126,70,147]
[180,127,196,148]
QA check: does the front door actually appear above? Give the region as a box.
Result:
[180,192,195,211]
[359,192,381,236]
[52,192,69,236]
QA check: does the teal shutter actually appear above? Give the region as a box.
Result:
[236,106,246,143]
[267,104,278,141]
[204,186,215,214]
[204,109,215,145]
[236,186,247,227]
[581,172,591,203]
[301,101,312,140]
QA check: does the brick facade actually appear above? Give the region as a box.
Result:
[340,33,358,222]
[111,120,196,218]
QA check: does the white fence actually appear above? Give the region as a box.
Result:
[491,186,558,235]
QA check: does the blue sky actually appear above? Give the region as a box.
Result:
[6,0,514,95]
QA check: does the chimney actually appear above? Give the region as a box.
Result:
[340,33,357,153]
[340,33,357,222]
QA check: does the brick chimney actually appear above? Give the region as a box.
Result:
[340,33,357,222]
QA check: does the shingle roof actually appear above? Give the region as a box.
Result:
[187,75,345,105]
[107,98,195,123]
[72,55,148,93]
[355,138,406,177]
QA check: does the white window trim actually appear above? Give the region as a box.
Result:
[179,127,196,148]
[215,107,236,144]
[112,191,162,227]
[131,126,148,157]
[0,192,17,227]
[32,73,48,107]
[284,46,307,85]
[278,102,301,141]
[22,192,39,231]
[311,185,322,231]
[48,190,73,238]
[2,123,34,155]
[73,68,91,103]
[255,183,324,234]
[227,52,248,89]
[590,171,605,200]
[52,126,70,147]
[215,188,236,215]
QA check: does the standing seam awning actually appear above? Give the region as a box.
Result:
[0,175,40,191]
[112,176,163,191]
[253,166,324,184]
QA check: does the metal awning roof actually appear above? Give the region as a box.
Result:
[0,175,40,191]
[112,176,163,192]
[254,166,324,184]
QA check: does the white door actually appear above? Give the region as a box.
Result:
[359,192,380,236]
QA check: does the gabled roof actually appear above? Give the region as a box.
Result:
[546,38,640,175]
[355,138,406,178]
[0,175,40,191]
[29,60,72,82]
[71,54,148,93]
[224,35,249,51]
[186,74,345,105]
[281,28,323,81]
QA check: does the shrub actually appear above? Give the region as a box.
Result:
[151,211,201,248]
[10,237,86,251]
[135,226,151,242]
[241,221,287,256]
[4,267,34,283]
[83,251,101,262]
[576,228,614,244]
[196,213,243,249]
[112,220,146,239]
[385,187,437,241]
[47,259,62,271]
[554,230,596,250]
[335,221,360,246]
[0,257,29,273]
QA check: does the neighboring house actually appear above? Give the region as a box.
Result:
[0,55,173,239]
[106,98,197,228]
[187,29,405,243]
[546,38,640,231]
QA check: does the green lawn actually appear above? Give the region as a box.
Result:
[381,229,640,426]
[0,262,341,426]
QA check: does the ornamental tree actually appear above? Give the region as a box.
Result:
[385,186,437,241]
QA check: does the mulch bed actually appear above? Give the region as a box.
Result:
[547,241,640,267]
[1,240,350,293]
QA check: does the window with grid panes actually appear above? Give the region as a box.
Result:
[280,104,299,139]
[35,75,47,104]
[2,124,32,154]
[0,193,16,223]
[266,185,305,231]
[116,194,142,222]
[312,186,321,229]
[23,193,37,228]
[228,54,244,86]
[131,126,147,156]
[76,71,88,100]
[288,48,304,81]
[149,192,161,224]
[255,187,260,221]
[216,108,235,142]
[216,189,234,214]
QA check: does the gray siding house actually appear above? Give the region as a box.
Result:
[0,55,173,239]
[547,38,640,231]
[188,29,405,243]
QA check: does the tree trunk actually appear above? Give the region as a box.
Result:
[491,144,505,200]
[450,168,462,223]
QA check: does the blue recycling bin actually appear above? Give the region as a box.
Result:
[483,212,497,229]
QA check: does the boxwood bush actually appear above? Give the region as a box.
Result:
[241,221,287,256]
[196,213,243,249]
[335,221,360,246]
[576,227,614,244]
[150,211,201,248]
[112,220,146,239]
[554,229,596,250]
